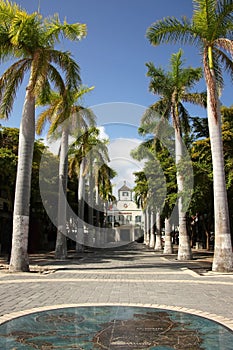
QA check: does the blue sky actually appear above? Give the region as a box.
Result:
[1,0,232,130]
[0,1,207,128]
[1,0,233,191]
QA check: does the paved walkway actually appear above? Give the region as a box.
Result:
[0,242,233,330]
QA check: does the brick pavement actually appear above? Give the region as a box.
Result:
[0,242,232,331]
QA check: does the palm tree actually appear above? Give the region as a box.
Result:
[97,163,116,205]
[190,107,233,250]
[84,128,109,227]
[36,87,95,258]
[133,171,149,245]
[69,127,115,248]
[142,50,206,260]
[132,139,167,248]
[146,0,233,272]
[0,0,87,271]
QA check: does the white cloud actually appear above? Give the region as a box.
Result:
[90,126,143,195]
[43,124,144,197]
[97,125,109,140]
[108,138,144,196]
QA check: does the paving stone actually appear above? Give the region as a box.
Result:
[0,242,232,330]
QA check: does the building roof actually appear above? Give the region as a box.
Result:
[118,181,132,192]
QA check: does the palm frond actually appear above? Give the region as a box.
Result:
[71,105,96,132]
[73,85,95,102]
[182,91,207,108]
[30,48,49,90]
[179,66,203,88]
[0,0,22,22]
[178,102,190,134]
[215,37,233,57]
[146,16,195,46]
[46,63,66,95]
[131,142,153,161]
[44,13,87,44]
[0,58,30,119]
[49,49,81,89]
[36,95,64,136]
[193,0,217,38]
[0,25,16,62]
[216,47,233,83]
[211,47,225,89]
[146,63,172,96]
[215,0,233,36]
[35,79,52,106]
[48,100,66,135]
[59,21,87,41]
[36,108,53,134]
[9,11,42,50]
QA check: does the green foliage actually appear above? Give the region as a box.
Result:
[0,0,87,119]
[133,171,149,210]
[222,106,233,191]
[68,126,116,202]
[146,0,233,91]
[189,107,233,229]
[0,125,61,251]
[134,50,205,222]
[0,126,18,187]
[132,136,177,216]
[143,50,206,140]
[36,86,95,137]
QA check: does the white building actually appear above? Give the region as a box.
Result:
[106,181,144,242]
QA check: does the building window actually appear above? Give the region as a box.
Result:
[122,191,128,196]
[135,216,141,223]
[107,215,114,223]
[126,215,132,222]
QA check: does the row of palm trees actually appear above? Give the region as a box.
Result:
[36,86,96,259]
[134,0,233,272]
[139,50,206,259]
[0,1,115,271]
[64,126,116,253]
[1,0,232,273]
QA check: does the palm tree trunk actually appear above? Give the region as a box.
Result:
[84,152,94,247]
[163,217,173,254]
[9,87,35,272]
[154,210,162,251]
[95,182,101,247]
[143,210,147,244]
[149,210,155,248]
[55,127,68,259]
[175,128,192,260]
[206,78,233,272]
[76,158,85,252]
[88,160,94,227]
[144,208,150,245]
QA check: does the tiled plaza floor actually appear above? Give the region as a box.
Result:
[0,242,232,346]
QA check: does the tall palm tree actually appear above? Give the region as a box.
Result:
[93,153,116,246]
[69,127,97,249]
[133,134,177,253]
[69,127,115,247]
[84,128,110,226]
[133,171,149,245]
[142,50,206,260]
[146,0,233,272]
[36,87,95,258]
[97,163,116,205]
[132,140,166,248]
[0,0,87,271]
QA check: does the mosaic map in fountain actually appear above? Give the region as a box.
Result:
[0,306,232,349]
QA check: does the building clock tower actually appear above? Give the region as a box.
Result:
[118,181,132,202]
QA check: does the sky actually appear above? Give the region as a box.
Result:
[1,0,233,194]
